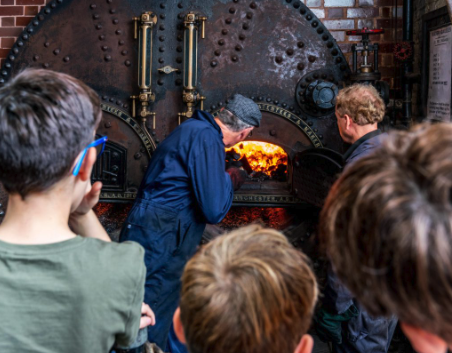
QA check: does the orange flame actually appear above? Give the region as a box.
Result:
[226,141,288,176]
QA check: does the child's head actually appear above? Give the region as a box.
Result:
[174,225,318,353]
[320,123,452,352]
[0,69,101,199]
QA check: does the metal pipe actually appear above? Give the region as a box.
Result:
[401,0,413,127]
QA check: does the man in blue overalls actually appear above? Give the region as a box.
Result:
[120,94,261,352]
[315,84,397,353]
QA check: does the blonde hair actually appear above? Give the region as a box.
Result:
[335,83,385,125]
[180,225,318,353]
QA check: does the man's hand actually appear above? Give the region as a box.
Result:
[71,181,102,217]
[140,303,156,329]
[226,167,248,191]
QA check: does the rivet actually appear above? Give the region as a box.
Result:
[314,73,319,79]
[222,29,228,35]
[229,7,236,14]
[233,0,238,2]
[250,2,257,9]
[104,55,112,61]
[124,104,129,108]
[306,77,312,83]
[286,0,292,2]
[214,50,221,56]
[118,40,124,45]
[231,55,238,62]
[33,20,39,26]
[158,58,164,63]
[110,9,116,14]
[175,79,182,85]
[218,102,223,107]
[176,46,183,52]
[176,57,182,63]
[113,18,119,24]
[109,98,115,102]
[225,18,232,24]
[160,3,165,8]
[297,41,304,48]
[327,41,334,48]
[177,34,183,41]
[17,42,23,47]
[22,34,29,40]
[105,121,112,128]
[218,39,225,46]
[27,28,33,34]
[45,8,51,14]
[159,25,165,31]
[322,34,329,41]
[102,96,108,100]
[258,96,263,101]
[298,90,303,96]
[57,0,62,4]
[270,129,276,136]
[125,60,131,66]
[1,71,7,77]
[308,55,316,63]
[297,63,305,70]
[178,2,183,8]
[243,23,249,30]
[157,79,164,86]
[115,29,122,35]
[122,49,128,55]
[63,56,70,62]
[211,105,217,110]
[306,14,312,21]
[336,57,342,63]
[51,2,56,8]
[107,0,112,3]
[275,56,283,64]
[42,63,49,68]
[38,15,44,21]
[293,2,300,8]
[332,49,339,56]
[300,8,306,15]
[159,47,164,53]
[90,4,96,9]
[53,49,60,55]
[286,48,294,56]
[266,97,272,102]
[308,121,313,126]
[99,35,105,40]
[246,12,253,19]
[317,27,324,34]
[160,14,166,19]
[0,211,4,216]
[93,14,99,19]
[282,103,287,107]
[159,35,165,42]
[235,45,242,51]
[101,45,108,51]
[5,63,11,68]
[178,13,184,19]
[96,24,102,30]
[314,128,318,132]
[239,34,246,40]
[312,21,318,27]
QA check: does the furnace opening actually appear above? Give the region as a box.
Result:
[225,141,288,182]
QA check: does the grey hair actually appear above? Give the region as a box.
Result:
[217,109,253,132]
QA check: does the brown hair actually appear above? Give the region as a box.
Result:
[335,83,385,125]
[180,225,318,353]
[320,122,452,343]
[0,69,101,198]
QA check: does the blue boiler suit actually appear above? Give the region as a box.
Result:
[119,110,234,350]
[323,130,398,353]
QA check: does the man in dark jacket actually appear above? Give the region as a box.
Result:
[119,94,261,351]
[316,84,397,353]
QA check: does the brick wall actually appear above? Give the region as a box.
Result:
[0,0,400,85]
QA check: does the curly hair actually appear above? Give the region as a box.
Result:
[336,83,385,125]
[320,122,452,344]
[180,224,318,353]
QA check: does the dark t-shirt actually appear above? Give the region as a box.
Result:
[0,236,145,353]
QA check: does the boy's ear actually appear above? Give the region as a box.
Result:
[78,147,97,182]
[294,334,313,353]
[401,323,447,353]
[173,307,186,344]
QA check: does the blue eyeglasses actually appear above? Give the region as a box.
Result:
[72,136,108,176]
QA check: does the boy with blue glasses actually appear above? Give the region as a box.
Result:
[0,69,154,352]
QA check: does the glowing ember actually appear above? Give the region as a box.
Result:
[226,141,288,177]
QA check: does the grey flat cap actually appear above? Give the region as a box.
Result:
[225,94,262,127]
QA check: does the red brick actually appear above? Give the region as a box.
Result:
[1,17,15,26]
[17,0,46,4]
[0,49,11,59]
[25,6,40,16]
[1,38,15,49]
[381,7,391,18]
[347,8,379,18]
[327,8,344,19]
[16,16,35,26]
[1,0,14,4]
[381,54,394,67]
[339,43,353,53]
[0,28,23,37]
[0,7,24,16]
[376,0,403,5]
[379,43,396,53]
[376,19,403,29]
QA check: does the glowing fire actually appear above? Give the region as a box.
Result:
[226,141,288,177]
